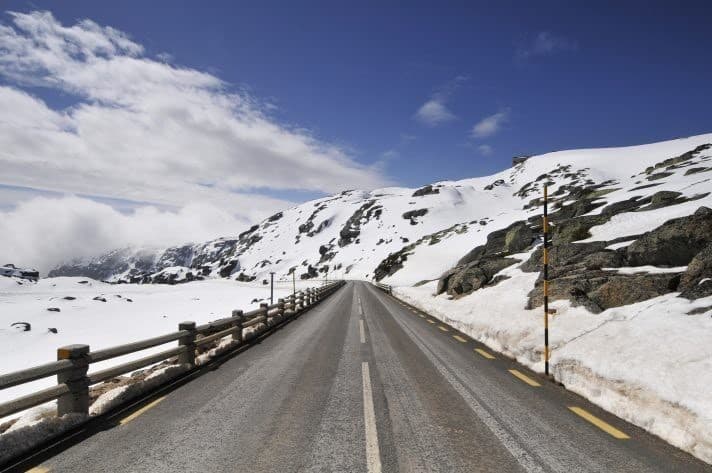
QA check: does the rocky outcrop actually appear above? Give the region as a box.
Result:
[412,185,439,197]
[523,207,712,310]
[338,200,382,246]
[402,208,428,225]
[439,256,520,296]
[437,220,535,296]
[626,207,712,266]
[678,244,712,299]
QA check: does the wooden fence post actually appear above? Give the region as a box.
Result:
[57,344,90,416]
[178,321,197,367]
[232,310,244,343]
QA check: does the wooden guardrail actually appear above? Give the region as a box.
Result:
[0,281,345,419]
[374,282,392,295]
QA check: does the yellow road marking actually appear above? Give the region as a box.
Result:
[475,348,495,359]
[26,467,50,473]
[453,335,467,343]
[427,319,436,324]
[569,406,630,439]
[418,314,425,318]
[438,325,449,332]
[508,369,541,387]
[119,396,166,425]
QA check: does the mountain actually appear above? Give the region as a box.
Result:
[50,134,712,303]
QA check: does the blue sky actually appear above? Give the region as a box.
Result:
[0,1,710,269]
[5,0,709,187]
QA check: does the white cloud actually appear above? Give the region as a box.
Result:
[516,31,577,60]
[413,75,467,127]
[0,11,389,205]
[0,196,250,274]
[477,144,493,156]
[380,149,400,160]
[0,11,393,269]
[414,99,456,127]
[471,109,510,138]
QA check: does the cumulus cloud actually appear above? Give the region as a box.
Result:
[414,99,456,126]
[516,31,577,61]
[414,75,467,127]
[477,144,493,156]
[0,196,251,273]
[471,109,510,138]
[0,10,392,270]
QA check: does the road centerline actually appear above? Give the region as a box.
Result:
[361,362,382,473]
[359,319,366,343]
[508,370,541,387]
[569,407,630,439]
[475,348,496,359]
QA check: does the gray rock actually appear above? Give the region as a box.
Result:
[589,273,681,309]
[626,206,712,266]
[443,257,519,296]
[679,244,712,299]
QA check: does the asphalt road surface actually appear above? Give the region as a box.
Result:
[18,282,711,472]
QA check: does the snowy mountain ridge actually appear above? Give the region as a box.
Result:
[50,134,712,290]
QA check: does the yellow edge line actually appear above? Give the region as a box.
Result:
[26,467,50,473]
[508,369,541,387]
[475,348,495,359]
[438,325,449,332]
[569,406,630,439]
[453,335,467,343]
[427,319,436,324]
[418,314,426,318]
[119,396,166,425]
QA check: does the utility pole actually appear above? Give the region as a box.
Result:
[543,184,550,377]
[270,272,275,305]
[292,271,296,298]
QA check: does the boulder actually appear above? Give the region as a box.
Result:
[679,244,712,299]
[589,273,681,309]
[504,223,535,253]
[626,206,712,266]
[412,185,439,197]
[443,256,519,296]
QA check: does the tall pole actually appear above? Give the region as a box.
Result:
[270,272,275,305]
[543,184,550,377]
[292,271,296,297]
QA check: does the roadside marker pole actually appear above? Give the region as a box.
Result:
[543,184,550,376]
[292,271,296,297]
[270,271,275,305]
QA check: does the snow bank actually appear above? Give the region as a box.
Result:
[394,275,712,464]
[0,403,87,465]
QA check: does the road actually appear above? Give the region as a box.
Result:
[16,282,711,472]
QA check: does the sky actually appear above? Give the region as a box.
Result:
[0,1,711,272]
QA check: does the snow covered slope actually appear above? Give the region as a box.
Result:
[51,134,712,287]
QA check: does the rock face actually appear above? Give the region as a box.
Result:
[440,256,520,295]
[626,207,712,266]
[678,243,712,299]
[522,206,712,311]
[437,220,535,297]
[412,185,439,197]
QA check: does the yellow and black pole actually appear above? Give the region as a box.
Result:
[543,184,550,376]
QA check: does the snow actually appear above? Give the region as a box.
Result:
[605,240,635,250]
[602,265,688,274]
[0,276,316,420]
